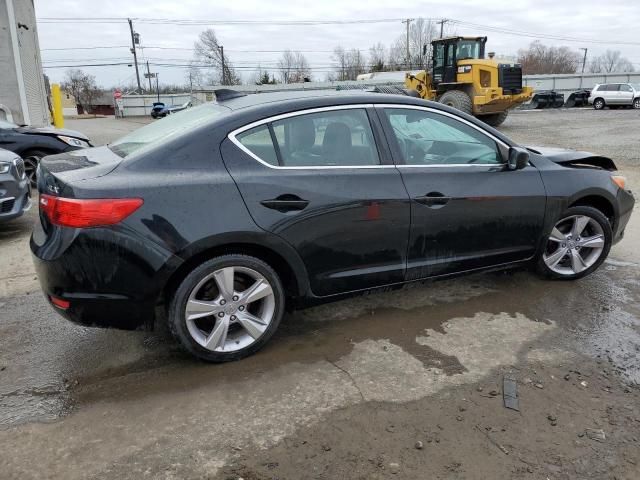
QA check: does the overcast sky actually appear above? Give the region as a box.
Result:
[35,0,640,89]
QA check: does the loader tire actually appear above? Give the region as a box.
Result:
[481,111,509,127]
[438,90,473,115]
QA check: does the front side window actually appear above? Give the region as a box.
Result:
[456,41,481,60]
[383,108,502,166]
[236,108,380,167]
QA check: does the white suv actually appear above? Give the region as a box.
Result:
[589,83,640,110]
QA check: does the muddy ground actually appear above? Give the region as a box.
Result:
[0,109,639,479]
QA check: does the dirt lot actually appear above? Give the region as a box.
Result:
[0,110,639,479]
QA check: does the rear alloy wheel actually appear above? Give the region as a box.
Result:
[168,254,285,362]
[633,98,640,109]
[538,206,612,280]
[593,98,605,110]
[438,90,473,115]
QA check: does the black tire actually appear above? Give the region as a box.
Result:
[633,98,640,109]
[481,111,509,127]
[536,206,612,281]
[168,254,285,362]
[438,90,473,115]
[593,98,605,110]
[22,149,50,188]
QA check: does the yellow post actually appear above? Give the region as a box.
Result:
[51,83,64,128]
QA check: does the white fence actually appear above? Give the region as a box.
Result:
[118,93,192,117]
[117,72,640,116]
[523,72,640,94]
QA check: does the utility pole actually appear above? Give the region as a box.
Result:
[219,45,225,85]
[579,48,588,73]
[127,18,142,93]
[437,18,448,38]
[146,61,152,92]
[156,74,160,102]
[402,19,414,68]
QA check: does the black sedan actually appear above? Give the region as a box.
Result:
[31,90,634,362]
[0,119,92,186]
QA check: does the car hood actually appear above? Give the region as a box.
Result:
[16,125,89,141]
[527,145,617,171]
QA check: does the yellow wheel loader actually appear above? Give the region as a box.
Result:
[405,36,533,127]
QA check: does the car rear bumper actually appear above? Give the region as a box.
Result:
[31,223,181,330]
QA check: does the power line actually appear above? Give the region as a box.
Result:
[37,17,409,25]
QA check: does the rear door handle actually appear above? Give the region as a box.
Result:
[413,192,451,208]
[260,195,309,212]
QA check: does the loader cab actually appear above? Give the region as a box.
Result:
[432,36,487,86]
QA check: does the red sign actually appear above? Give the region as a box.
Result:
[113,89,122,99]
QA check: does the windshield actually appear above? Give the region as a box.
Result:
[109,103,230,158]
[456,41,482,60]
[0,119,18,129]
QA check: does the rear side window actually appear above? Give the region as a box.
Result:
[233,108,380,167]
[619,84,632,92]
[236,125,278,166]
[606,84,620,91]
[596,84,608,91]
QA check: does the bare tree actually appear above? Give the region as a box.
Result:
[389,18,438,70]
[185,63,204,90]
[369,42,386,72]
[332,46,367,80]
[517,41,580,74]
[61,69,100,114]
[277,50,310,83]
[193,29,240,85]
[589,50,635,73]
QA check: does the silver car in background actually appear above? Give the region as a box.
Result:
[0,148,31,222]
[589,83,640,110]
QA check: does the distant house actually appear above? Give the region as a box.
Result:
[75,91,115,116]
[87,91,115,116]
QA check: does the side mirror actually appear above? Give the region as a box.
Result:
[508,147,529,170]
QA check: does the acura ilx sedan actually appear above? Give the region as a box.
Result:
[31,90,634,362]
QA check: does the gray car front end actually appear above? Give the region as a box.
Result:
[0,148,31,222]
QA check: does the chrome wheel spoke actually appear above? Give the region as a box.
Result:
[184,265,277,353]
[204,316,230,350]
[571,215,590,238]
[186,299,223,321]
[579,234,604,248]
[236,311,268,339]
[549,227,566,243]
[213,267,235,300]
[570,249,587,273]
[545,247,568,268]
[241,278,272,305]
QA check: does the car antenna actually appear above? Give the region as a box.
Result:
[214,89,247,102]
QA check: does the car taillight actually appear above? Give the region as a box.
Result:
[39,194,143,228]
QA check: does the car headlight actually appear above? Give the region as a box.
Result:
[57,135,91,148]
[0,161,10,174]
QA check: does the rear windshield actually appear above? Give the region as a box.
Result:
[109,103,230,158]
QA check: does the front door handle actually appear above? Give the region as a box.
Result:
[260,195,309,213]
[413,192,451,208]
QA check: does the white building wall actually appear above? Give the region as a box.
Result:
[0,0,49,126]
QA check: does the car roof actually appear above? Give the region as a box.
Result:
[214,89,422,110]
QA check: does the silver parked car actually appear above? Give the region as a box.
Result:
[0,148,31,222]
[589,83,640,110]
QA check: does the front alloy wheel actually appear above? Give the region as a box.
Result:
[169,254,284,362]
[633,98,640,109]
[539,206,612,279]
